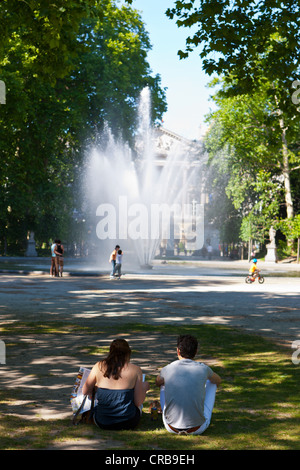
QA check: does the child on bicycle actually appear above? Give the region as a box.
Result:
[249,258,260,281]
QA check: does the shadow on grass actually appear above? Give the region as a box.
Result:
[0,323,299,450]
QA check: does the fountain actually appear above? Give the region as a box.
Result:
[83,87,204,269]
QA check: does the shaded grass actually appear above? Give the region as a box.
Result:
[0,321,299,450]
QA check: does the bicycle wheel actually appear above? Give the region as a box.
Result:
[258,276,265,284]
[245,276,252,284]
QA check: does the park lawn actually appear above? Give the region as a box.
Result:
[0,322,299,450]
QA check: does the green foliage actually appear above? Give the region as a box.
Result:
[0,0,99,83]
[0,0,167,253]
[166,1,300,91]
[204,77,299,247]
[238,169,282,243]
[277,215,300,240]
[276,239,294,260]
[167,0,300,241]
[276,215,300,261]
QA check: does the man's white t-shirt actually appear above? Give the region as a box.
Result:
[160,359,213,429]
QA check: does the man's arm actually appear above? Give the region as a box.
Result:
[155,375,165,387]
[209,372,222,387]
[54,246,60,256]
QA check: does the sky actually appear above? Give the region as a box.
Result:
[132,0,216,140]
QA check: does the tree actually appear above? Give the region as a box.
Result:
[0,0,167,253]
[277,215,300,263]
[166,0,300,221]
[166,0,300,91]
[0,0,101,83]
[68,2,166,144]
[205,78,299,230]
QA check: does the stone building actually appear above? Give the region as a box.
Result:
[148,126,219,256]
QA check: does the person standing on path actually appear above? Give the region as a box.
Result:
[114,249,123,279]
[109,245,120,279]
[56,240,64,277]
[50,240,58,277]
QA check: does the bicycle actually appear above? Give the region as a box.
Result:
[245,273,265,284]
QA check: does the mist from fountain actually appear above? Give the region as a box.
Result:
[83,87,202,269]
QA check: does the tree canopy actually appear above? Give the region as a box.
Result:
[0,0,167,254]
[166,1,300,81]
[167,0,300,255]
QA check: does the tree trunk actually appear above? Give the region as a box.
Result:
[281,133,294,219]
[248,238,252,262]
[274,96,294,219]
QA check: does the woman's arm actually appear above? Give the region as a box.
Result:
[82,364,98,398]
[134,368,149,408]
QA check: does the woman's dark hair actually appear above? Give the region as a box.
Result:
[102,339,131,380]
[177,334,198,359]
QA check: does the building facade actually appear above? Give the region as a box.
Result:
[150,126,219,256]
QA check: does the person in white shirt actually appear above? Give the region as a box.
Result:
[114,249,123,279]
[156,334,221,435]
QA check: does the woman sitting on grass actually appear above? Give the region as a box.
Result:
[83,339,149,430]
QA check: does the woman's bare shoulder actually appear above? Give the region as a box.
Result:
[127,362,142,375]
[92,360,105,374]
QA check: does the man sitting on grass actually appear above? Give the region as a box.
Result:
[155,334,221,435]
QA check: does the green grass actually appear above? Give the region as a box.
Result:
[0,322,299,450]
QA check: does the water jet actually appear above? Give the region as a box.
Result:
[83,87,205,270]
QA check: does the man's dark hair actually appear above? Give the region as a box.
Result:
[177,334,198,359]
